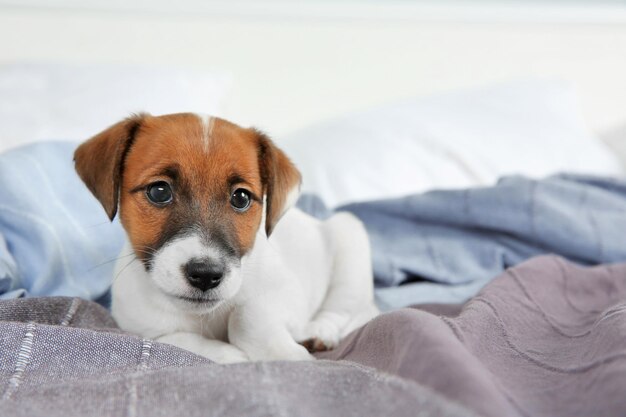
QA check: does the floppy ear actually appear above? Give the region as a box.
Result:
[256,130,302,236]
[73,114,146,221]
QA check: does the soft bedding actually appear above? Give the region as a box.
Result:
[1,73,624,416]
[1,142,626,416]
[325,255,626,417]
[0,299,472,417]
[1,255,624,417]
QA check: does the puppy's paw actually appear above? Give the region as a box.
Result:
[295,320,341,352]
[300,337,330,353]
[156,332,250,364]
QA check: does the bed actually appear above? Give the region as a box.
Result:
[1,2,626,416]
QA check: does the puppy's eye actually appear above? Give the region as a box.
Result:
[146,182,173,205]
[230,189,251,212]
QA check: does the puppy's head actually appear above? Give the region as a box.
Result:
[74,113,300,311]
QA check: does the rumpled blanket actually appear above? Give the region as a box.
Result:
[2,142,626,311]
[299,174,626,309]
[1,255,624,417]
[0,142,122,301]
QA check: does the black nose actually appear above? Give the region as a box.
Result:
[184,260,224,291]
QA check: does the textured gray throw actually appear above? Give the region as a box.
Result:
[0,298,469,416]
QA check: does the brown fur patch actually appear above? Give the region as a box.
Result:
[300,338,330,353]
[257,131,301,236]
[120,114,264,261]
[73,114,144,220]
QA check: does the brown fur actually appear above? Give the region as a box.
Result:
[73,114,144,220]
[257,130,302,236]
[74,113,301,264]
[300,338,330,353]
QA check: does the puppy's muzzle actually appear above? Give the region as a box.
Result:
[184,259,225,291]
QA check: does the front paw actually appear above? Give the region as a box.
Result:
[294,320,341,352]
[155,332,250,364]
[299,337,330,353]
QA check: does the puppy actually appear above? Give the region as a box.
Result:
[74,113,378,363]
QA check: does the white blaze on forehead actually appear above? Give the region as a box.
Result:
[196,113,215,152]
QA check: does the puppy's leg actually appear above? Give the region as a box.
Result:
[156,332,249,364]
[296,212,379,349]
[228,306,313,362]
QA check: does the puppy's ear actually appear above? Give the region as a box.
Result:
[256,130,302,236]
[74,114,146,220]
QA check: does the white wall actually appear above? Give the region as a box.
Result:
[1,1,626,136]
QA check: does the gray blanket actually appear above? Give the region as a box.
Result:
[0,301,468,417]
[1,255,624,417]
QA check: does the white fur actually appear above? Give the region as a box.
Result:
[112,207,379,363]
[195,113,214,152]
[283,186,301,215]
[150,234,242,310]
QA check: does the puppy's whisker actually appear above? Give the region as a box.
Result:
[111,256,138,287]
[86,252,136,272]
[86,221,113,228]
[134,246,159,256]
[134,249,157,257]
[136,245,158,252]
[132,248,159,262]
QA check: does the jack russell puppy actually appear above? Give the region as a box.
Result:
[74,113,378,363]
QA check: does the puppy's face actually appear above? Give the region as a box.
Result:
[74,113,300,311]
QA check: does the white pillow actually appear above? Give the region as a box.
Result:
[280,79,624,207]
[0,63,232,151]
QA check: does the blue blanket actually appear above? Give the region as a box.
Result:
[2,142,625,310]
[300,174,626,309]
[0,142,122,302]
